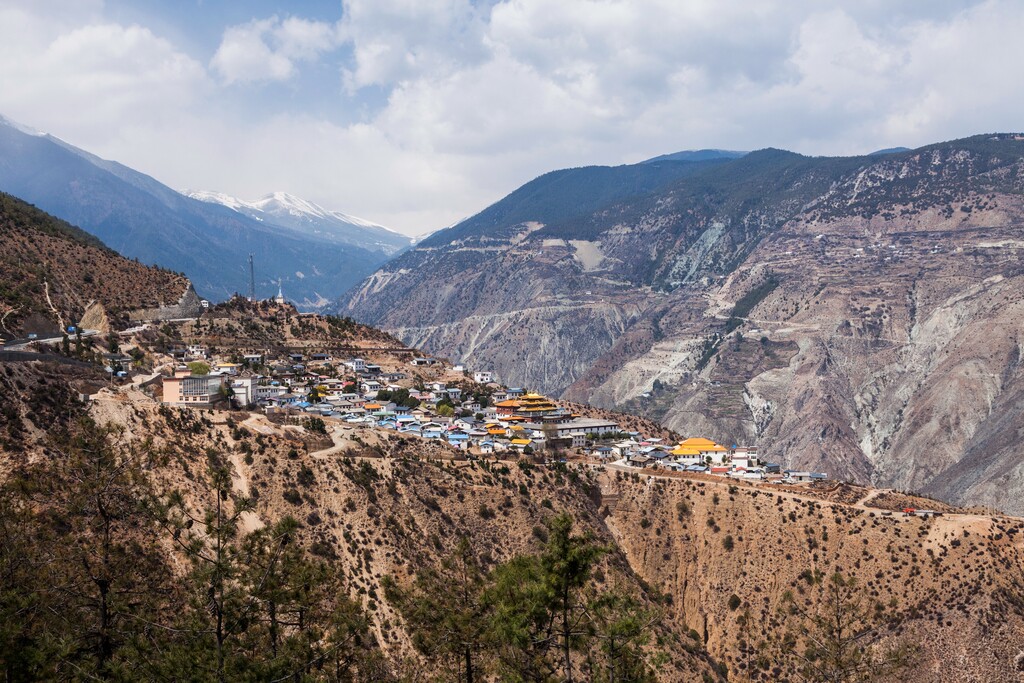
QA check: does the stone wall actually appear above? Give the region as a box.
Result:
[127,283,204,322]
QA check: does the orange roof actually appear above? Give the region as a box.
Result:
[680,437,717,448]
[511,438,532,446]
[495,399,521,407]
[364,403,382,410]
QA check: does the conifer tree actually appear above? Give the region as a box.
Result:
[157,448,254,681]
[783,572,914,683]
[33,419,169,680]
[384,537,493,682]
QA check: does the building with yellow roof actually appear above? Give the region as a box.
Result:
[512,392,560,418]
[495,399,522,417]
[680,437,717,449]
[675,437,731,464]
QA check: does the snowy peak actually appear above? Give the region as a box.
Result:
[183,189,253,212]
[253,191,330,219]
[0,113,45,137]
[183,189,410,254]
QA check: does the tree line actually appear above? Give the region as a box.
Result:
[384,515,666,683]
[0,418,385,681]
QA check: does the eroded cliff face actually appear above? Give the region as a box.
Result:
[579,204,1024,511]
[346,222,659,391]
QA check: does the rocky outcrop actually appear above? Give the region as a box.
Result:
[79,302,111,332]
[127,283,204,322]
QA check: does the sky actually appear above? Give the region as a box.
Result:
[1,0,1022,236]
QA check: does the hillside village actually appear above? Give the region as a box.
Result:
[124,298,825,485]
[8,285,831,488]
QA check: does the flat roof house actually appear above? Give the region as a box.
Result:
[163,374,226,407]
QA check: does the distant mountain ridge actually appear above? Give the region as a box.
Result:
[0,115,402,308]
[184,190,408,255]
[343,132,1024,515]
[642,149,747,163]
[868,146,912,155]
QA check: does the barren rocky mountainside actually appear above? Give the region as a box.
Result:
[0,192,191,339]
[5,358,1024,681]
[344,134,1024,514]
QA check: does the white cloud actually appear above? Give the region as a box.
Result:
[2,0,1024,237]
[0,3,208,147]
[211,15,342,84]
[338,0,487,90]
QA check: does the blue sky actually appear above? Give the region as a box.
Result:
[1,1,1022,235]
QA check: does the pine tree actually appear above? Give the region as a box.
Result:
[384,537,493,682]
[0,476,54,680]
[590,591,662,683]
[157,448,254,681]
[783,572,915,683]
[36,419,171,679]
[487,513,610,682]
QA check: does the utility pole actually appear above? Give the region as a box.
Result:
[248,253,256,301]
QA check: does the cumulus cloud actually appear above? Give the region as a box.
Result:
[211,15,343,84]
[0,2,207,146]
[2,0,1024,236]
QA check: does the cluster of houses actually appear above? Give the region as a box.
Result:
[614,436,828,483]
[159,348,624,455]
[159,346,828,483]
[363,392,626,454]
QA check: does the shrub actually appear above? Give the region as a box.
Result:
[297,465,315,487]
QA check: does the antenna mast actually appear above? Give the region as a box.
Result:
[248,253,256,301]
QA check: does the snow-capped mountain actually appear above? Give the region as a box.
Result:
[185,190,410,255]
[0,113,400,308]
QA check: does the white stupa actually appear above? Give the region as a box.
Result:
[274,279,286,304]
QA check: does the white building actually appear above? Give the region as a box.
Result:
[230,377,256,407]
[473,371,493,383]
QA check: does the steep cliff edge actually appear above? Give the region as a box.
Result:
[601,469,1024,682]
